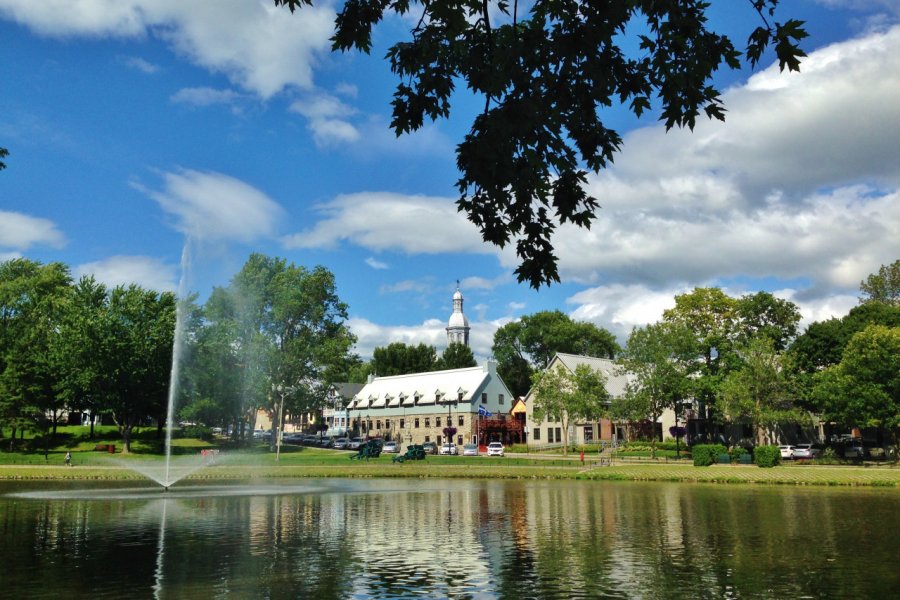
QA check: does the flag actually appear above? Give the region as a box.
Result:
[478,406,493,417]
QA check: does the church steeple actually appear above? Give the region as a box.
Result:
[446,281,470,346]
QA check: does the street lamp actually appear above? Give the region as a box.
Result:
[274,383,295,462]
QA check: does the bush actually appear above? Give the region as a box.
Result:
[754,445,780,468]
[692,444,727,467]
[730,446,750,463]
[180,425,213,441]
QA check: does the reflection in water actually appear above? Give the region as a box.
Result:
[1,479,898,599]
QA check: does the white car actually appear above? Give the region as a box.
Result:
[487,442,504,457]
[439,443,458,455]
[779,445,795,460]
[462,443,478,456]
[382,441,400,453]
[792,444,822,459]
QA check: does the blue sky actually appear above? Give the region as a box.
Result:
[2,1,898,361]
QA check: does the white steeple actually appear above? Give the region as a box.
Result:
[446,281,470,346]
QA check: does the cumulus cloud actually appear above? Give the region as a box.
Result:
[347,316,500,362]
[0,0,335,98]
[527,27,900,313]
[75,255,177,292]
[282,192,491,254]
[0,210,66,250]
[135,168,284,243]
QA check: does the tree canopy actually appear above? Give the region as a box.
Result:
[530,362,609,455]
[492,310,619,397]
[859,259,899,307]
[275,0,805,287]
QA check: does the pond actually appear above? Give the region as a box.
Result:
[2,478,898,599]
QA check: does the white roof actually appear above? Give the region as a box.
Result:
[352,365,491,410]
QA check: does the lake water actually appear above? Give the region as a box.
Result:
[1,478,898,599]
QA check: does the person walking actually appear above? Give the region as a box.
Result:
[65,451,72,467]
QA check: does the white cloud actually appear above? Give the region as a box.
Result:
[120,55,159,73]
[0,210,66,250]
[0,0,336,98]
[567,284,687,342]
[75,255,177,292]
[282,192,491,255]
[170,87,243,107]
[347,316,500,362]
[365,256,389,270]
[460,273,513,291]
[135,168,284,243]
[379,278,433,295]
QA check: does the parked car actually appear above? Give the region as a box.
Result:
[843,439,867,459]
[779,445,795,459]
[439,443,458,455]
[792,444,822,459]
[487,442,505,457]
[348,438,364,450]
[422,441,438,455]
[462,443,478,456]
[383,441,400,453]
[333,438,351,450]
[284,433,305,444]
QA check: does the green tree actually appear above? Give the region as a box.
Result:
[812,325,900,449]
[736,291,801,351]
[492,310,619,397]
[663,287,739,418]
[436,342,477,370]
[530,363,610,456]
[372,342,438,376]
[859,260,900,306]
[719,337,804,447]
[614,322,698,458]
[275,0,805,287]
[0,259,72,450]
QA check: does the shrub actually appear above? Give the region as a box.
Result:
[754,445,780,468]
[692,444,727,467]
[730,446,750,463]
[180,425,213,441]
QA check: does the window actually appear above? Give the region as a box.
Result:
[425,435,430,442]
[457,435,463,445]
[376,420,381,430]
[481,392,487,404]
[458,392,463,402]
[414,418,420,428]
[414,394,420,404]
[499,394,505,405]
[368,420,373,431]
[399,418,405,429]
[533,428,541,441]
[583,426,594,442]
[385,419,391,429]
[458,415,464,427]
[436,416,442,427]
[425,418,430,428]
[555,427,561,443]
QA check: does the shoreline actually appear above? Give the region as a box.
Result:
[2,461,898,488]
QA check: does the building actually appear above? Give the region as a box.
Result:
[346,362,515,446]
[446,283,470,346]
[323,382,365,437]
[525,352,678,448]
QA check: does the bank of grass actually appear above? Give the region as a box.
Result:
[1,447,897,488]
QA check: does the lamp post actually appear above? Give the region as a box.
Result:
[275,384,288,462]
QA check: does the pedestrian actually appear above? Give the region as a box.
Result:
[65,451,72,467]
[580,449,585,465]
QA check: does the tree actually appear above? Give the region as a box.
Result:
[492,310,619,397]
[372,342,438,376]
[812,325,899,449]
[614,322,698,458]
[530,363,610,456]
[663,287,739,418]
[736,291,801,351]
[0,259,72,450]
[859,260,900,306]
[275,0,805,287]
[436,342,477,370]
[718,337,803,447]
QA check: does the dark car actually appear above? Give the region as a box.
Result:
[422,441,438,455]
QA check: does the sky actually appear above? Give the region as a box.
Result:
[1,0,898,363]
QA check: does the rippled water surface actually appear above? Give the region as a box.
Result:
[2,478,898,599]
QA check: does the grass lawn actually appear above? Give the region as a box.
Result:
[1,445,897,488]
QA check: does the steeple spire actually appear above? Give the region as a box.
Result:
[446,283,470,346]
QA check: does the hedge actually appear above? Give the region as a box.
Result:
[692,444,728,467]
[754,445,780,468]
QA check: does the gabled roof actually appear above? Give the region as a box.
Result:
[548,352,633,397]
[352,365,498,409]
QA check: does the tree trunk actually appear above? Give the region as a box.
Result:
[561,414,569,456]
[89,414,95,438]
